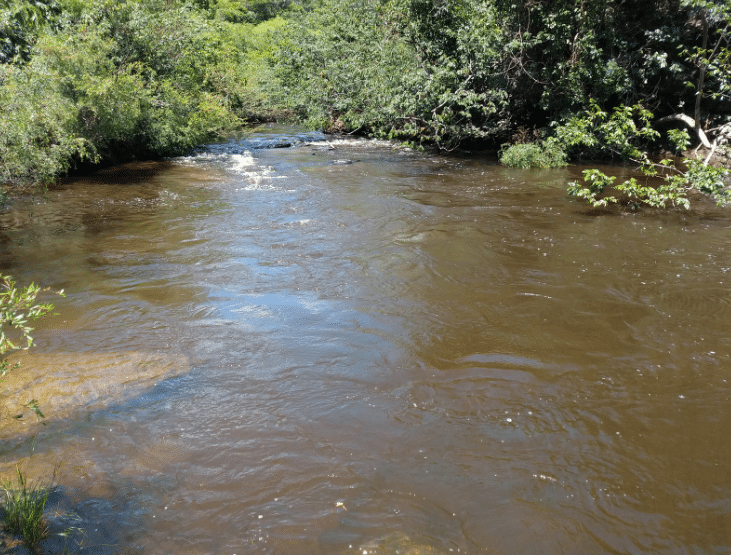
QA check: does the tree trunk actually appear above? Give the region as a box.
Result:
[694,11,709,129]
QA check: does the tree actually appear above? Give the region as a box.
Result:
[659,0,731,150]
[0,0,59,63]
[1,0,248,188]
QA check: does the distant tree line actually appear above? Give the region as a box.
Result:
[1,0,729,207]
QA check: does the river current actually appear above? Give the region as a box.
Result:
[1,126,730,554]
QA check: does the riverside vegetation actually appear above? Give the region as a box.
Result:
[1,0,730,208]
[1,465,56,548]
[0,0,730,546]
[0,274,61,547]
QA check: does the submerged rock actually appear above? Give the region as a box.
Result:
[0,351,189,442]
[358,532,447,555]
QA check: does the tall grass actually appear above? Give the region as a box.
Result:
[1,466,55,547]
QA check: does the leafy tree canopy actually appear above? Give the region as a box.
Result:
[1,0,730,208]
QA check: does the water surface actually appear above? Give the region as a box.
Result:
[1,126,730,554]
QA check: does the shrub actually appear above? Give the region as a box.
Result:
[561,103,731,209]
[1,274,58,371]
[267,0,511,149]
[0,64,92,187]
[1,0,246,187]
[0,274,61,420]
[499,140,568,168]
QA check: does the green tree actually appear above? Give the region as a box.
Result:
[270,0,512,148]
[664,0,731,151]
[266,0,727,150]
[1,0,248,187]
[0,0,60,63]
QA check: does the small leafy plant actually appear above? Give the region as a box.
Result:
[1,466,55,547]
[0,274,63,421]
[499,138,568,169]
[0,274,60,375]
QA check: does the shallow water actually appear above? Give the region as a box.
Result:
[1,125,730,554]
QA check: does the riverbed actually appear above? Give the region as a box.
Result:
[1,126,730,554]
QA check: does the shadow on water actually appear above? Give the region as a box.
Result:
[0,161,173,272]
[1,484,145,555]
[53,160,176,189]
[0,371,197,554]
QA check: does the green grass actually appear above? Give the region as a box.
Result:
[1,466,55,547]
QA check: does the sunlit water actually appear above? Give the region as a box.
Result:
[1,126,730,554]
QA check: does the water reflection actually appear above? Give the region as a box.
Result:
[0,129,729,554]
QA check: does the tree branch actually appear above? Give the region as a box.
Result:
[657,113,712,148]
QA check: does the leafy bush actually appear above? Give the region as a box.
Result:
[1,0,245,187]
[1,274,58,369]
[552,101,661,161]
[261,0,724,152]
[673,158,731,206]
[227,16,290,120]
[0,0,61,63]
[268,0,511,148]
[0,63,92,186]
[499,140,567,168]
[0,274,62,420]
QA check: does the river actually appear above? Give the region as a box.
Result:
[1,126,730,554]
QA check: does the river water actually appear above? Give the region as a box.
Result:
[1,126,730,554]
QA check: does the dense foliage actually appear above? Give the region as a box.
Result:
[1,0,255,187]
[269,0,515,148]
[266,0,731,208]
[270,0,730,146]
[560,102,729,208]
[1,0,730,207]
[0,0,60,63]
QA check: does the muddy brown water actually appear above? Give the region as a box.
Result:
[1,126,730,554]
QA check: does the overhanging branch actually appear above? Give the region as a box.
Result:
[657,113,712,149]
